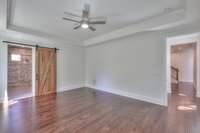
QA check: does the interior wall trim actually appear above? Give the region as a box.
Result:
[85,83,166,106]
[57,84,85,92]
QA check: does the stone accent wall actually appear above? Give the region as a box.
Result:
[8,45,32,89]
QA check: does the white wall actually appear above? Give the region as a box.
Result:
[57,44,85,91]
[0,42,7,101]
[0,36,85,101]
[85,31,167,106]
[171,48,194,82]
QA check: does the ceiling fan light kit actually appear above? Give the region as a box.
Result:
[81,23,89,29]
[63,4,106,31]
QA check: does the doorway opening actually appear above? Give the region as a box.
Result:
[171,43,197,95]
[166,33,199,108]
[7,45,34,100]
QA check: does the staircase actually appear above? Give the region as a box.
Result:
[171,66,179,91]
[171,66,179,84]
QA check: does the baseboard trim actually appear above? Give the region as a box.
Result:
[58,84,84,92]
[0,85,83,103]
[85,84,166,106]
[1,84,166,106]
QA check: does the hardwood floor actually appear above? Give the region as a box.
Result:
[7,86,32,100]
[0,84,200,133]
[168,82,200,133]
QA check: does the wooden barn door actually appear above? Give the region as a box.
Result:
[36,47,57,96]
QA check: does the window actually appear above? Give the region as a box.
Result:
[11,54,21,61]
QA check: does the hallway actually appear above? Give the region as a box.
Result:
[167,82,200,133]
[170,82,197,108]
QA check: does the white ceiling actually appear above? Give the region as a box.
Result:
[8,0,184,44]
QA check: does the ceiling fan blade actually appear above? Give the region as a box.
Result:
[90,16,107,20]
[74,25,81,30]
[64,12,81,18]
[89,21,106,24]
[89,26,96,31]
[63,17,80,23]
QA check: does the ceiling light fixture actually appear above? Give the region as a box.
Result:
[63,4,106,31]
[81,23,89,29]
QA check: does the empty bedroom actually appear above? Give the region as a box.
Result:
[0,0,200,133]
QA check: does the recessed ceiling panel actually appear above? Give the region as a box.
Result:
[10,0,183,42]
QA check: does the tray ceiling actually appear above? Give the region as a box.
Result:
[8,0,184,44]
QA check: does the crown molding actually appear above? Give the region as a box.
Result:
[0,0,84,46]
[84,8,186,46]
[1,0,190,47]
[7,24,83,46]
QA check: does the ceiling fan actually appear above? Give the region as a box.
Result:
[63,4,106,31]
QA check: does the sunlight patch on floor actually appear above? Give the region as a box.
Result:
[177,105,197,111]
[3,100,19,108]
[178,93,187,97]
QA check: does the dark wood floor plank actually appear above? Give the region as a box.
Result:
[0,83,200,133]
